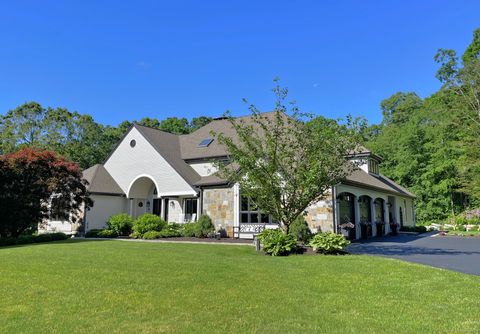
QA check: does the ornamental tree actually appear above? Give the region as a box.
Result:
[0,148,91,237]
[213,83,362,233]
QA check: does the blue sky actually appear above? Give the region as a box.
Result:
[1,1,479,126]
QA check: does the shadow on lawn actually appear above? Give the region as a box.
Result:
[0,238,108,251]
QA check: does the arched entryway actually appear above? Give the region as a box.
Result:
[127,175,159,219]
[358,195,372,239]
[337,192,356,240]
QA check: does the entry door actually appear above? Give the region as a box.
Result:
[153,199,161,216]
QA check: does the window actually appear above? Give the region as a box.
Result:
[184,198,198,220]
[197,138,213,148]
[368,158,379,175]
[130,139,136,147]
[240,195,272,224]
[50,196,69,221]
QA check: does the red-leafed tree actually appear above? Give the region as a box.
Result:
[0,148,91,237]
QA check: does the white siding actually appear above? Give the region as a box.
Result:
[104,127,196,197]
[85,195,127,231]
[188,162,218,177]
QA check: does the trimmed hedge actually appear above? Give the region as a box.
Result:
[0,233,69,247]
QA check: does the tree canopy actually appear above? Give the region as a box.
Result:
[214,84,362,232]
[364,28,480,224]
[0,148,91,237]
[0,104,213,169]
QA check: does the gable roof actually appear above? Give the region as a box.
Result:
[83,164,124,195]
[179,111,284,161]
[344,168,415,198]
[133,124,201,185]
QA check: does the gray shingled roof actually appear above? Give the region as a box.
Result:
[179,111,286,161]
[93,112,414,198]
[133,124,201,185]
[83,164,124,195]
[344,168,415,198]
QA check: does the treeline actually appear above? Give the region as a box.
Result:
[0,102,213,169]
[362,28,480,224]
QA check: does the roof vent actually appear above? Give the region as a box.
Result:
[213,116,229,120]
[197,138,213,148]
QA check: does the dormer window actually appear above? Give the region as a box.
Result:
[368,159,379,175]
[197,138,213,148]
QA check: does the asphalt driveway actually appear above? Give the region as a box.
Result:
[347,232,480,276]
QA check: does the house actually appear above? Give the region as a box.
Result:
[43,112,415,239]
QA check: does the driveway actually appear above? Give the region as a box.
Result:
[347,232,480,276]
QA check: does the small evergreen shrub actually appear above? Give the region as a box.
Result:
[309,233,349,254]
[288,216,312,242]
[97,229,118,238]
[257,229,297,256]
[106,213,134,236]
[142,230,162,239]
[85,229,103,238]
[158,228,182,238]
[181,223,198,237]
[132,213,167,236]
[195,215,214,238]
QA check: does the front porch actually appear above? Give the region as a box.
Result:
[336,191,399,241]
[127,175,199,224]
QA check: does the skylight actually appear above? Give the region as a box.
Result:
[197,138,213,148]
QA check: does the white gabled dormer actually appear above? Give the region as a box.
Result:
[350,151,382,176]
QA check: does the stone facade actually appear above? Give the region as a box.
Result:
[304,195,334,233]
[202,187,235,237]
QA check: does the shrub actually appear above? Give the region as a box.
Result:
[158,228,182,238]
[288,216,312,242]
[181,223,198,237]
[309,233,349,254]
[132,213,167,236]
[106,213,134,236]
[195,215,214,238]
[257,229,297,256]
[85,229,103,238]
[454,215,468,226]
[142,230,162,239]
[96,229,117,238]
[129,231,143,239]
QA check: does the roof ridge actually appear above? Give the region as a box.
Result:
[133,123,181,138]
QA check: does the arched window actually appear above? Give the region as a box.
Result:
[374,198,384,222]
[337,193,355,225]
[358,196,372,223]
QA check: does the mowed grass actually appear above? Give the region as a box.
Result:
[1,240,479,334]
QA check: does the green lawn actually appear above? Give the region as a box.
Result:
[1,240,479,334]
